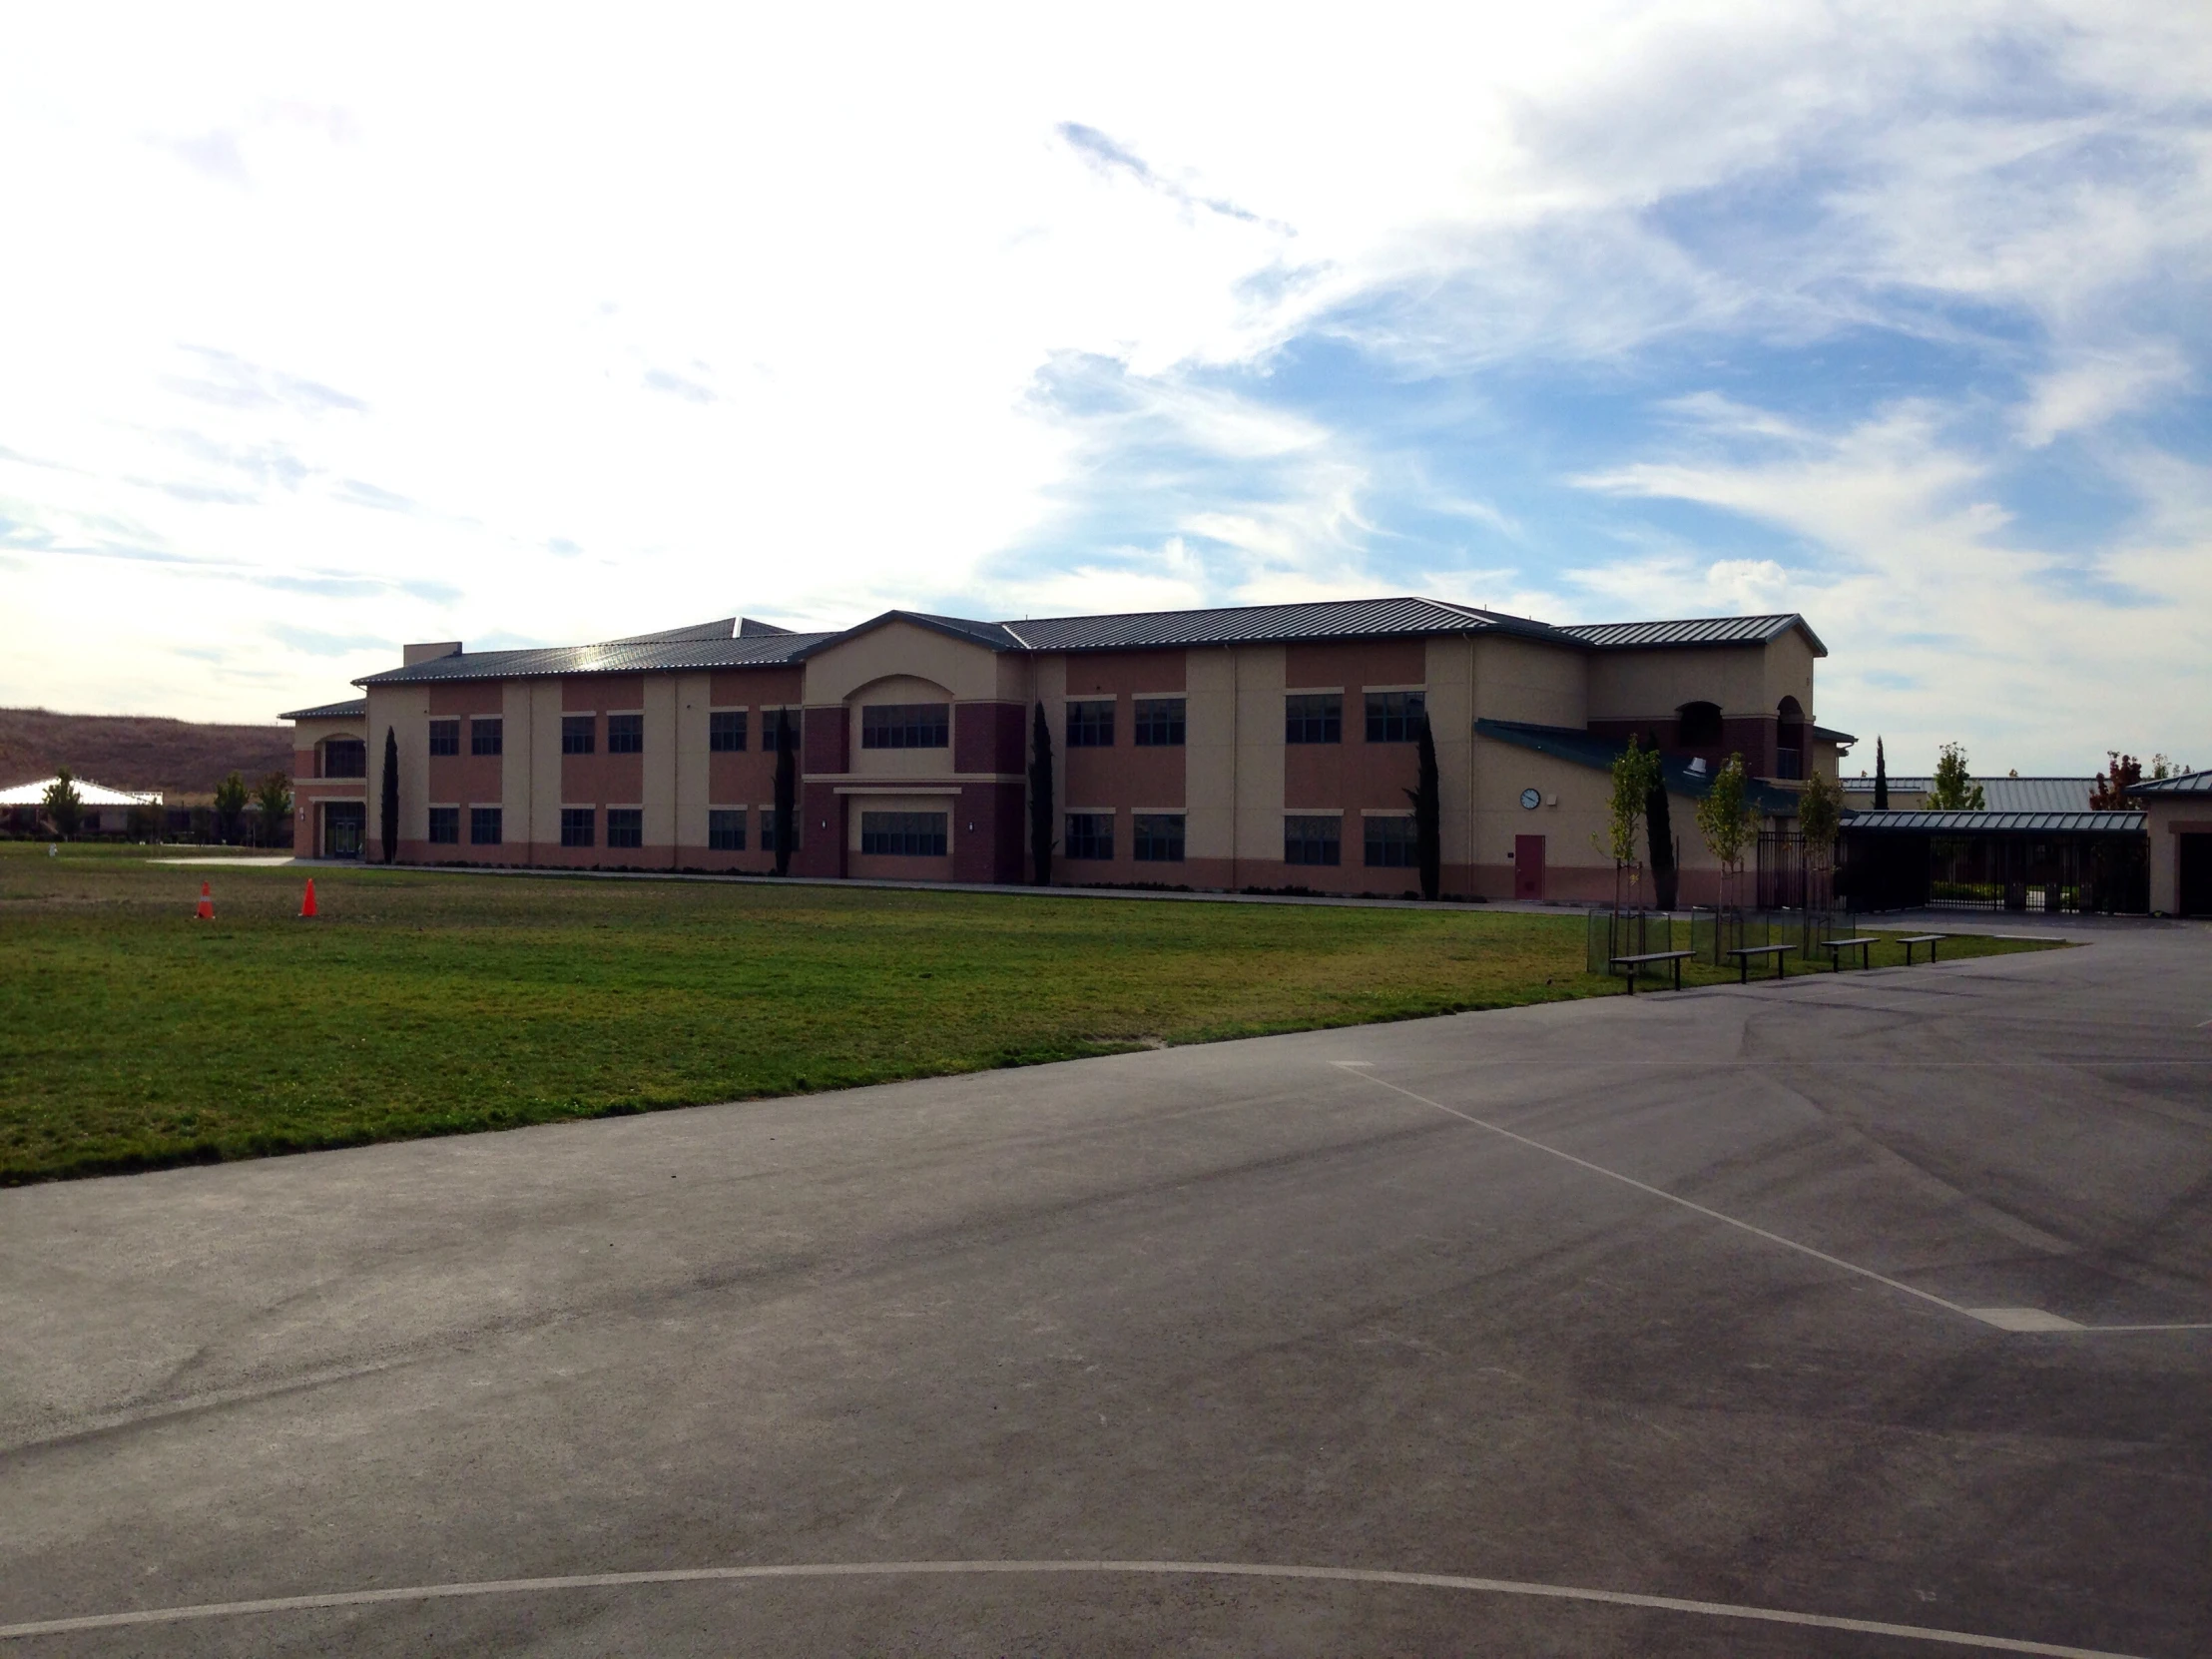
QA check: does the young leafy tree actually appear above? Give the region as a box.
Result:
[1403,714,1441,901]
[379,730,399,864]
[1926,742,1985,811]
[213,770,251,845]
[772,708,796,876]
[1695,753,1757,909]
[1599,735,1660,911]
[41,767,84,840]
[1644,753,1678,911]
[1798,768,1843,903]
[1028,702,1055,886]
[2090,752,2142,810]
[1872,736,1889,811]
[254,772,293,847]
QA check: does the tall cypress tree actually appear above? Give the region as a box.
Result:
[772,708,796,876]
[1028,702,1055,886]
[378,727,398,865]
[1646,761,1678,910]
[1404,714,1441,901]
[1873,736,1889,811]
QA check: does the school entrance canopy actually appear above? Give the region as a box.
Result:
[1836,810,2148,915]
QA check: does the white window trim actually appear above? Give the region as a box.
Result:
[1361,684,1428,695]
[1130,807,1187,818]
[1284,807,1346,817]
[605,708,646,717]
[1359,808,1416,818]
[1285,686,1345,696]
[1063,807,1115,817]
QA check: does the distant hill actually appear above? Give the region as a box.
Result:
[0,708,293,799]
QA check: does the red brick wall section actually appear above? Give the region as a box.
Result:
[1284,639,1425,690]
[791,782,844,877]
[803,705,848,775]
[954,702,1027,776]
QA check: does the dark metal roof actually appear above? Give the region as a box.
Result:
[1841,777,2098,814]
[347,597,1822,689]
[1558,613,1827,656]
[354,630,835,686]
[2129,769,2212,797]
[999,596,1571,652]
[278,698,367,721]
[1473,720,1803,814]
[1812,724,1857,746]
[1840,811,2146,833]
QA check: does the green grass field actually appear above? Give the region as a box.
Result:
[0,844,2057,1184]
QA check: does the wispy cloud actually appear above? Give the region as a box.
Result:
[1058,123,1293,235]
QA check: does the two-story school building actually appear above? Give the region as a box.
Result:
[280,597,1848,903]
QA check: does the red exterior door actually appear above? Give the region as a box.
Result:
[1514,834,1545,899]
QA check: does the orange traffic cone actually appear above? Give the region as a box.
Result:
[195,881,214,920]
[299,878,317,918]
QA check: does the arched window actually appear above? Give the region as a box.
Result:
[1776,697,1806,780]
[1676,701,1723,747]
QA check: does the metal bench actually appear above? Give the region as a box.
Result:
[1724,943,1797,984]
[1612,949,1693,993]
[1897,933,1947,965]
[1816,935,1881,971]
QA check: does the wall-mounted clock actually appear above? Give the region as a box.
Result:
[1520,788,1541,810]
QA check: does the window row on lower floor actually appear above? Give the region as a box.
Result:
[427,807,506,845]
[1060,811,1419,866]
[426,805,800,851]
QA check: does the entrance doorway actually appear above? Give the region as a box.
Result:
[324,802,365,859]
[1513,834,1545,900]
[2180,833,2212,917]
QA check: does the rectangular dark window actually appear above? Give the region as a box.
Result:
[1284,815,1342,865]
[1365,815,1417,867]
[471,718,503,757]
[1065,813,1114,860]
[561,716,595,755]
[560,808,594,846]
[605,808,643,848]
[427,720,460,757]
[710,711,747,753]
[607,714,643,754]
[1133,698,1186,747]
[1285,694,1342,745]
[708,809,747,850]
[860,703,949,750]
[860,811,947,856]
[1065,699,1114,748]
[1364,690,1427,743]
[470,807,502,845]
[763,811,801,852]
[427,806,460,844]
[321,738,366,779]
[1133,814,1185,862]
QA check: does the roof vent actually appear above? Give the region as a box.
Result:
[402,641,463,665]
[1687,756,1708,776]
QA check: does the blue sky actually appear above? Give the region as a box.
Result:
[0,2,2206,775]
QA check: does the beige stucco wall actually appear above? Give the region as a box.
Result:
[528,680,564,844]
[1762,631,1820,719]
[1472,636,1587,727]
[2141,798,2208,914]
[1183,647,1237,861]
[1586,644,1775,721]
[362,686,431,842]
[642,674,680,850]
[1226,646,1288,861]
[672,672,711,849]
[1425,636,1476,876]
[802,621,1002,706]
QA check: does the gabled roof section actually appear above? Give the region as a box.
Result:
[279,698,368,722]
[789,610,1026,660]
[2128,768,2212,797]
[1558,613,1827,656]
[999,596,1568,652]
[1841,810,2146,832]
[738,617,795,637]
[1473,719,1803,814]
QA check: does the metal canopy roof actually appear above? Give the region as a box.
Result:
[2128,769,2212,796]
[1840,811,2146,833]
[277,698,368,721]
[1473,719,1804,813]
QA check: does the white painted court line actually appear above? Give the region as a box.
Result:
[1330,1064,2212,1336]
[0,1560,2153,1654]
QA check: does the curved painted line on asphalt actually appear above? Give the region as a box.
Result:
[0,1560,2149,1655]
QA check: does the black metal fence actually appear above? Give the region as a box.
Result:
[1586,906,1841,981]
[1837,830,2146,913]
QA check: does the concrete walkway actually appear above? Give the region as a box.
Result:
[2,925,2206,1655]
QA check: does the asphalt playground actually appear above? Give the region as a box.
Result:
[1,919,2206,1656]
